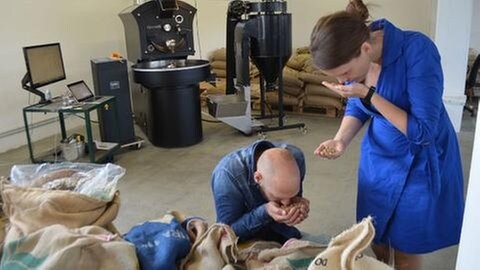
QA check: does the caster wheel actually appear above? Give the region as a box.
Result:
[300,126,308,135]
[129,143,142,150]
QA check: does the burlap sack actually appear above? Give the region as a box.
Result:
[183,218,208,245]
[200,81,226,95]
[299,72,337,86]
[212,68,227,78]
[211,60,227,70]
[211,48,227,61]
[201,81,260,98]
[0,216,6,256]
[180,224,238,270]
[305,84,342,99]
[468,48,478,67]
[266,92,302,107]
[1,182,119,243]
[307,217,393,270]
[283,85,304,97]
[283,68,304,88]
[304,95,344,110]
[250,83,261,99]
[284,66,300,78]
[0,217,4,241]
[250,66,260,78]
[287,54,311,71]
[0,224,138,270]
[302,59,321,74]
[296,46,311,55]
[240,239,327,270]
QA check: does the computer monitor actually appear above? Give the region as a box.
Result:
[21,43,66,103]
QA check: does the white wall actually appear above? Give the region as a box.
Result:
[470,0,480,51]
[184,0,228,59]
[188,0,435,59]
[0,0,453,153]
[287,0,435,49]
[0,0,131,153]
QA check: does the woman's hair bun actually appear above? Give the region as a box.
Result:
[345,0,370,22]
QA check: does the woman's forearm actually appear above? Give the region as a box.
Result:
[334,116,364,147]
[370,93,407,134]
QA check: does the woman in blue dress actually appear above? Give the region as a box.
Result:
[309,0,464,269]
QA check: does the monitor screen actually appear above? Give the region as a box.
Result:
[23,43,66,88]
[67,81,94,102]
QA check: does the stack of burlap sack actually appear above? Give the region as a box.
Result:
[275,47,345,116]
[468,48,479,70]
[203,47,345,116]
[0,163,139,270]
[468,48,480,87]
[199,48,229,106]
[200,48,261,107]
[262,53,308,111]
[209,47,260,81]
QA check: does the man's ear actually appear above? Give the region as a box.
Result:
[361,41,372,57]
[254,171,262,184]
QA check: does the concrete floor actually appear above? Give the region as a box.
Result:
[0,109,475,270]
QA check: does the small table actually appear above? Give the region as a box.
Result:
[22,96,119,163]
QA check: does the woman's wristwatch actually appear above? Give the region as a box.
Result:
[361,86,376,106]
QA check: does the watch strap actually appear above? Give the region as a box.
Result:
[361,86,376,106]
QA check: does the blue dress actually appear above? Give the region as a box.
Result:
[345,19,465,253]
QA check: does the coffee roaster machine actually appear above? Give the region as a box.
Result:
[120,0,210,148]
[207,0,306,136]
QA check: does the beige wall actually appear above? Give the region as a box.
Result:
[289,0,434,49]
[0,0,435,153]
[0,0,131,153]
[188,0,435,59]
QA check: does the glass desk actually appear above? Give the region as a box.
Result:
[22,96,119,163]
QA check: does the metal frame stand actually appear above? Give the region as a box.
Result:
[255,59,305,135]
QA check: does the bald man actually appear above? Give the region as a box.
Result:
[211,140,309,244]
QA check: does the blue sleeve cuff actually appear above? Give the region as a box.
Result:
[255,203,273,225]
[406,114,433,146]
[345,98,370,123]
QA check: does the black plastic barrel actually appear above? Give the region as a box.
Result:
[133,59,210,148]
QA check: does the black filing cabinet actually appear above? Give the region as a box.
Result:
[91,58,135,145]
